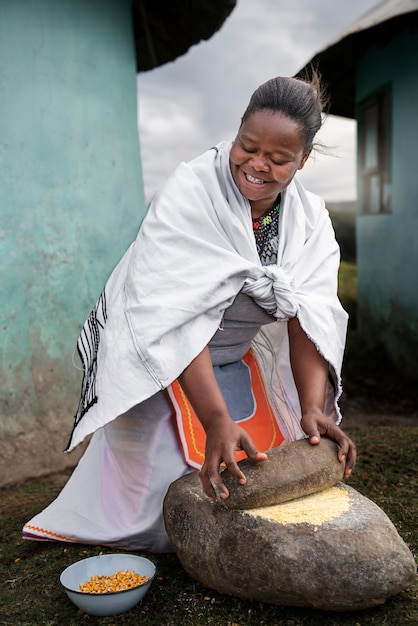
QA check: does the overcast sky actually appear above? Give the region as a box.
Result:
[137,0,379,204]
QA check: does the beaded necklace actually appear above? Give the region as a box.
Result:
[252,195,281,262]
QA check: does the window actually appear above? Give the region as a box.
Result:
[359,87,392,214]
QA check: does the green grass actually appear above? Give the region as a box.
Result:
[329,207,356,265]
[338,261,357,327]
[331,204,357,326]
[1,426,417,625]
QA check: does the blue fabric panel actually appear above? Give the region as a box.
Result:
[213,360,255,422]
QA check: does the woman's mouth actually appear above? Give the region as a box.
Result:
[245,172,265,185]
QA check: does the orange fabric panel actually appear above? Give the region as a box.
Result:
[168,350,284,469]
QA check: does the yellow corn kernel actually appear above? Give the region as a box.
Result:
[79,569,149,593]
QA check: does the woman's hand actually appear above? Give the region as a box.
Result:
[200,416,267,501]
[288,317,357,478]
[300,408,356,478]
[178,346,267,501]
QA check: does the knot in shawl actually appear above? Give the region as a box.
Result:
[242,265,298,319]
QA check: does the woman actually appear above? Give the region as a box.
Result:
[23,73,356,552]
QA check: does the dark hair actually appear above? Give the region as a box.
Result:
[241,70,328,151]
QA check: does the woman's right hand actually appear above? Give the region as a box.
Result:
[200,415,267,501]
[178,346,267,501]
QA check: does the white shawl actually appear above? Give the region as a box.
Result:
[67,142,348,451]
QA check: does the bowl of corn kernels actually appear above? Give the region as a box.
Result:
[60,553,156,616]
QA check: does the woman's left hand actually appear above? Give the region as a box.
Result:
[300,409,356,478]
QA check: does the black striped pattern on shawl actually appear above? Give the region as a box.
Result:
[65,291,107,450]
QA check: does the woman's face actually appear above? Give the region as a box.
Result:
[229,109,311,217]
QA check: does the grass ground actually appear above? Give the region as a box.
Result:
[1,426,417,625]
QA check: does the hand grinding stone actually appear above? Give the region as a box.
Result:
[219,437,345,508]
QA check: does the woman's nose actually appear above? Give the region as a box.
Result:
[250,154,269,171]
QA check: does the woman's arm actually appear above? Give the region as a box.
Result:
[288,317,356,477]
[178,346,267,501]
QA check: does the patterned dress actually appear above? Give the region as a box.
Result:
[252,196,281,264]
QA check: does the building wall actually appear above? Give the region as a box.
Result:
[355,29,418,378]
[0,0,146,484]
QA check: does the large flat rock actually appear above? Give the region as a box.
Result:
[164,475,417,611]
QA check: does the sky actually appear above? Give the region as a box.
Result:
[137,0,379,204]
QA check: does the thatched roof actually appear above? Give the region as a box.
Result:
[133,0,236,72]
[297,0,418,118]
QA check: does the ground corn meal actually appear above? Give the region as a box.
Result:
[79,569,149,593]
[245,486,352,527]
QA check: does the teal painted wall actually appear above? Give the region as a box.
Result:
[0,0,146,442]
[356,30,418,377]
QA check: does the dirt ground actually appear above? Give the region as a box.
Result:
[339,363,418,429]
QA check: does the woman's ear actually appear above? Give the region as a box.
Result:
[298,149,312,170]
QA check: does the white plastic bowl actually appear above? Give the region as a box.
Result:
[60,553,156,616]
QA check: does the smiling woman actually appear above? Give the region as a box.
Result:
[229,74,327,217]
[230,111,311,217]
[23,72,355,553]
